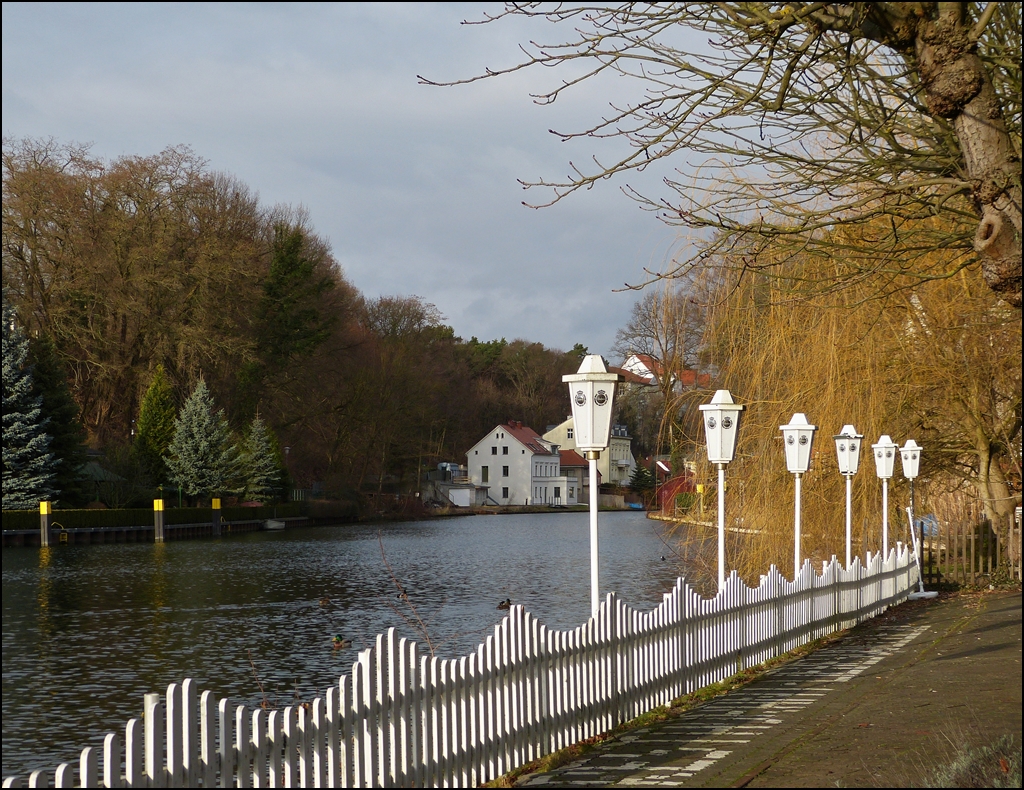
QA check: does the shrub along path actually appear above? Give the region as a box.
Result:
[515,588,1022,788]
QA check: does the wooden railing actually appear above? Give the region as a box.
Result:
[2,547,918,788]
[921,516,1023,586]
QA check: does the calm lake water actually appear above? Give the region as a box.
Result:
[2,510,693,778]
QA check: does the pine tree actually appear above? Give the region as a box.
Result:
[164,379,238,499]
[2,298,55,508]
[28,333,88,505]
[240,416,281,502]
[629,463,655,495]
[135,364,177,483]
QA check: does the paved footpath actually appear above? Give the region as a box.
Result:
[518,589,1022,788]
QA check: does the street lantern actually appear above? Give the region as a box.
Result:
[872,434,898,558]
[700,390,744,464]
[780,413,817,578]
[564,355,621,453]
[901,439,924,589]
[900,439,921,480]
[563,355,624,617]
[833,425,863,568]
[699,390,745,592]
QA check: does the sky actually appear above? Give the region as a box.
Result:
[2,3,703,358]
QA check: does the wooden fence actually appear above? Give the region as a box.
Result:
[1,547,918,788]
[921,516,1023,587]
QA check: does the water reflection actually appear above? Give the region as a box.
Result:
[2,511,690,777]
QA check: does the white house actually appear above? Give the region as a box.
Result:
[543,417,636,487]
[466,421,575,505]
[620,353,712,392]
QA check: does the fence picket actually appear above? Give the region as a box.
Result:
[125,718,143,788]
[6,549,927,789]
[79,746,98,789]
[267,710,282,789]
[146,693,165,788]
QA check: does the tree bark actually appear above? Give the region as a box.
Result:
[913,6,1022,308]
[972,425,1020,565]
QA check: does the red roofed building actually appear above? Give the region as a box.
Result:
[559,448,597,504]
[620,354,711,392]
[466,422,575,506]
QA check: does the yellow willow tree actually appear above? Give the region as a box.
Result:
[693,240,1021,583]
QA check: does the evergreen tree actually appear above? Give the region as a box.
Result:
[164,379,239,500]
[240,416,281,502]
[135,364,177,483]
[28,333,88,505]
[2,298,55,508]
[629,463,656,496]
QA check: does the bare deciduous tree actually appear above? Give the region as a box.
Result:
[426,2,1022,308]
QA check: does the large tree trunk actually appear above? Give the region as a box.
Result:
[972,426,1021,565]
[913,5,1022,308]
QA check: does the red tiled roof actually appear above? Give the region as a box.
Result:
[677,369,712,388]
[608,365,655,386]
[503,422,556,455]
[559,449,587,467]
[630,353,662,377]
[621,356,711,389]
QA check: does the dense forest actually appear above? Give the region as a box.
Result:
[2,139,593,507]
[4,137,1020,576]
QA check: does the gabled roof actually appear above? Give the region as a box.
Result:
[608,364,656,386]
[558,449,587,467]
[502,421,557,455]
[621,355,711,389]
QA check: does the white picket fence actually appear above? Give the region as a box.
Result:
[3,546,918,788]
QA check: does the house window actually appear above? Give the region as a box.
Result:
[482,466,489,483]
[567,427,574,439]
[491,446,498,455]
[569,487,575,498]
[502,446,508,455]
[502,466,509,477]
[502,487,509,499]
[554,486,561,499]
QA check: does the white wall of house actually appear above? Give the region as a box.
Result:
[466,425,537,505]
[621,354,658,382]
[467,423,574,505]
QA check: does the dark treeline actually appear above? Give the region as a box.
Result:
[2,139,585,503]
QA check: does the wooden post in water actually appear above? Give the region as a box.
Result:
[212,498,221,538]
[39,501,52,547]
[154,498,165,543]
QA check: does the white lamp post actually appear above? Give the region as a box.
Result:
[833,425,863,568]
[699,390,745,592]
[900,439,924,589]
[781,413,817,578]
[871,434,897,558]
[564,355,623,617]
